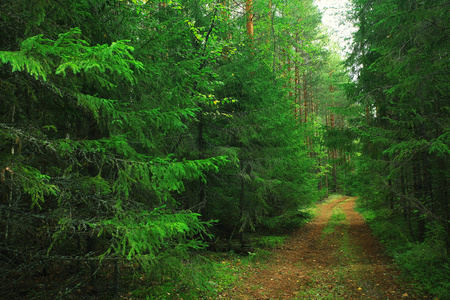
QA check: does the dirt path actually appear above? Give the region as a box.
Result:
[227,196,431,299]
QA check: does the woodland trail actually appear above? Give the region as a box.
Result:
[226,196,431,300]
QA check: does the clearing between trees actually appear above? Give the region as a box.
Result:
[224,196,432,300]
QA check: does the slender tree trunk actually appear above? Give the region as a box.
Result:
[113,259,120,294]
[295,42,300,121]
[239,160,247,246]
[440,157,450,255]
[303,72,307,123]
[412,158,425,242]
[221,0,232,58]
[246,0,253,36]
[287,52,293,103]
[87,229,98,290]
[5,104,16,244]
[197,103,206,209]
[325,151,329,197]
[287,52,296,118]
[401,165,415,238]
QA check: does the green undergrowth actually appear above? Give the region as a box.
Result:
[207,212,314,298]
[356,199,450,299]
[208,248,274,296]
[127,249,267,299]
[254,235,287,248]
[128,238,283,299]
[259,205,315,233]
[129,204,315,299]
[129,254,215,300]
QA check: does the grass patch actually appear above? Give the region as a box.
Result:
[292,269,350,300]
[323,207,347,235]
[207,248,274,295]
[322,194,345,203]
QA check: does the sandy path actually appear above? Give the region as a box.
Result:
[227,196,431,299]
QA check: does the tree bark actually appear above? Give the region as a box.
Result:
[246,0,253,36]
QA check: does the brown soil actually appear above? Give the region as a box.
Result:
[225,196,431,299]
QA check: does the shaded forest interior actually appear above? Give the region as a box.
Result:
[0,0,449,298]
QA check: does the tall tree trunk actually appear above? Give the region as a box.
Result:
[295,42,300,121]
[401,165,414,238]
[197,104,206,210]
[325,152,329,198]
[86,230,98,290]
[5,104,16,244]
[113,259,120,295]
[288,53,294,114]
[303,72,307,123]
[412,158,425,242]
[440,157,450,255]
[246,0,253,36]
[238,160,248,246]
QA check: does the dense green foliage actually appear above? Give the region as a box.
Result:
[0,0,339,297]
[0,0,231,297]
[346,0,450,297]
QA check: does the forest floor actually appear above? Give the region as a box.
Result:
[222,196,433,300]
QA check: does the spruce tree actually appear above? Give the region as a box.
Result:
[346,0,450,296]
